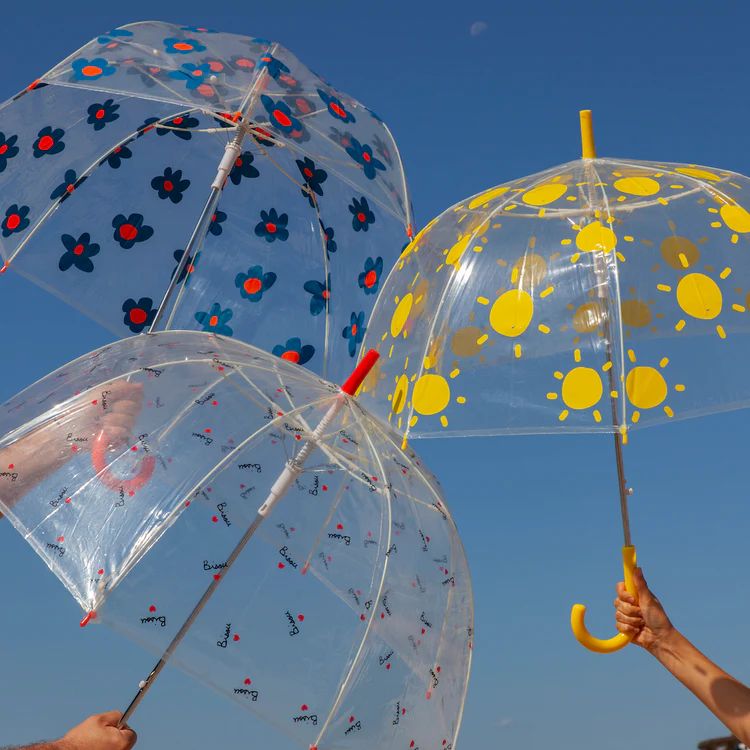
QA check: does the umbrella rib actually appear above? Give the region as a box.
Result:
[312,425,393,749]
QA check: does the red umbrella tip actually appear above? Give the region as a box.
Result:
[341,349,379,396]
[80,611,98,627]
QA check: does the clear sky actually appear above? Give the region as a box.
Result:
[1,1,750,749]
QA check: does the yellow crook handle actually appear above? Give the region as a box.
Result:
[571,545,638,654]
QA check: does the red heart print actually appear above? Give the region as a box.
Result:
[360,614,365,621]
[327,556,332,562]
[386,663,391,670]
[421,628,425,634]
[244,679,252,685]
[289,527,295,532]
[213,574,221,580]
[147,402,153,407]
[402,708,406,715]
[278,562,285,569]
[205,429,211,434]
[91,400,98,405]
[381,613,385,619]
[372,477,378,482]
[322,485,328,491]
[297,615,305,622]
[425,536,430,542]
[149,606,156,612]
[410,742,415,748]
[367,531,372,537]
[57,536,64,542]
[301,704,308,711]
[129,491,135,497]
[65,497,71,504]
[212,401,218,406]
[436,666,441,673]
[212,516,218,523]
[412,582,417,588]
[240,484,245,489]
[233,634,240,642]
[7,464,14,469]
[356,590,361,595]
[349,716,354,723]
[97,569,104,575]
[185,501,191,507]
[336,523,343,530]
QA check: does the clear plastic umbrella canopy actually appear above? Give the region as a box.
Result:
[362,120,750,440]
[0,21,413,383]
[0,332,472,749]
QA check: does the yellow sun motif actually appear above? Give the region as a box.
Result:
[703,196,750,245]
[624,350,685,422]
[547,349,606,423]
[656,264,735,338]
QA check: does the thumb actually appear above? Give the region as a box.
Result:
[632,567,652,601]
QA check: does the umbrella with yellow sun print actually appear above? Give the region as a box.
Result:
[361,110,750,653]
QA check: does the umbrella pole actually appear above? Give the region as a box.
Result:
[570,111,638,653]
[117,350,379,726]
[147,57,276,334]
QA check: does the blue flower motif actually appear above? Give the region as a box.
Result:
[32,126,65,158]
[349,197,375,232]
[261,95,306,140]
[168,62,213,90]
[2,205,30,238]
[303,274,331,316]
[87,99,120,131]
[235,265,277,302]
[122,297,157,334]
[195,303,233,336]
[229,151,260,185]
[59,233,100,273]
[97,28,134,44]
[320,222,337,258]
[157,115,200,140]
[100,142,133,169]
[345,137,386,180]
[136,117,160,137]
[257,54,289,80]
[342,312,367,358]
[255,208,289,243]
[71,57,116,81]
[125,59,170,88]
[180,26,219,33]
[112,213,154,249]
[163,37,207,55]
[359,257,383,295]
[50,169,88,202]
[151,167,191,204]
[172,250,201,286]
[372,134,394,167]
[272,337,315,365]
[317,89,356,124]
[296,157,327,206]
[0,132,19,172]
[209,210,227,236]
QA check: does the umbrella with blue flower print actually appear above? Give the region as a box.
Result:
[0,20,414,384]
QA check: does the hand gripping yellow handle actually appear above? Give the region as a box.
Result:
[571,545,637,654]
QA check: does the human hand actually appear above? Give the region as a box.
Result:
[614,567,676,652]
[60,711,137,750]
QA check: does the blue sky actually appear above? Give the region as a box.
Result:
[2,1,750,748]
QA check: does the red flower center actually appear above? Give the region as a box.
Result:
[6,214,20,230]
[129,308,147,325]
[38,135,54,151]
[173,42,194,51]
[197,84,213,96]
[266,222,277,233]
[235,157,243,167]
[351,324,358,336]
[237,58,254,68]
[192,68,204,77]
[281,351,300,363]
[114,147,122,153]
[81,65,103,77]
[149,67,161,74]
[209,315,219,327]
[261,56,272,63]
[304,168,313,179]
[243,278,262,295]
[362,152,371,163]
[357,212,366,223]
[66,184,75,193]
[330,102,346,118]
[322,290,330,299]
[208,61,223,71]
[273,109,292,128]
[119,224,138,241]
[0,145,7,155]
[73,244,85,255]
[364,270,377,288]
[173,117,184,125]
[296,99,312,113]
[163,180,174,191]
[187,264,195,274]
[95,109,106,119]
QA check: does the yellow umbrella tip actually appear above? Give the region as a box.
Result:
[579,110,597,159]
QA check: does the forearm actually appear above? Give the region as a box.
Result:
[652,629,750,744]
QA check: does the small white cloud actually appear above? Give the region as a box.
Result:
[496,718,513,729]
[470,21,489,36]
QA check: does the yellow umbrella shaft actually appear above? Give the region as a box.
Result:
[580,110,597,159]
